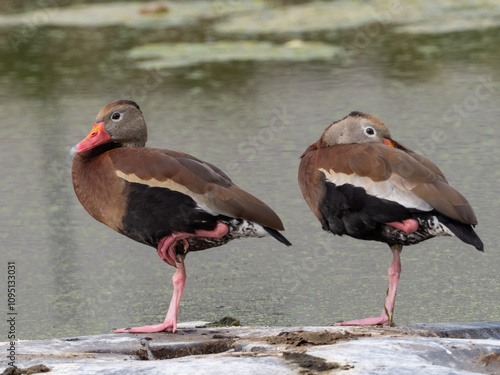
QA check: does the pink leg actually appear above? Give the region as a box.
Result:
[335,244,402,326]
[386,219,419,233]
[115,259,186,333]
[115,222,228,334]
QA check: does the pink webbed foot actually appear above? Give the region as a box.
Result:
[334,314,391,326]
[157,222,229,266]
[114,321,176,334]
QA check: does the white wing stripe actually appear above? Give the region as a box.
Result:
[115,170,219,215]
[319,168,433,211]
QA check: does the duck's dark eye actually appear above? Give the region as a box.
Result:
[111,112,121,121]
[365,127,375,136]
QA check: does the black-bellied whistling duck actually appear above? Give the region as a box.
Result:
[71,100,291,333]
[298,111,483,326]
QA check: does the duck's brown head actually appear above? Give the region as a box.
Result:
[71,100,147,154]
[319,111,393,148]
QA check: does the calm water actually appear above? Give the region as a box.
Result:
[1,9,500,340]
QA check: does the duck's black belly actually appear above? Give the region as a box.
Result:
[319,182,483,250]
[119,183,268,253]
[120,182,220,248]
[319,182,447,246]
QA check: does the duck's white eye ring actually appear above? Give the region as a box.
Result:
[365,126,375,136]
[111,112,121,121]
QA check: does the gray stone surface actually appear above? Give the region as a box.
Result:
[2,322,500,374]
[408,322,500,340]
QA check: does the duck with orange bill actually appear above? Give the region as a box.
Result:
[298,111,483,326]
[71,100,291,333]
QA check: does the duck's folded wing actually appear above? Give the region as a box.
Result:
[109,147,285,230]
[311,143,477,225]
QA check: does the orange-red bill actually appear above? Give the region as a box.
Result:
[71,122,111,154]
[383,138,395,147]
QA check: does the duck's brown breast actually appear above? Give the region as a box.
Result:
[72,152,128,233]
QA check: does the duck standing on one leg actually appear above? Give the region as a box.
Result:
[298,111,483,326]
[71,100,291,333]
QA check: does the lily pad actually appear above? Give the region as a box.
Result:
[214,1,381,36]
[129,40,342,69]
[0,1,265,29]
[214,0,500,37]
[393,5,500,34]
